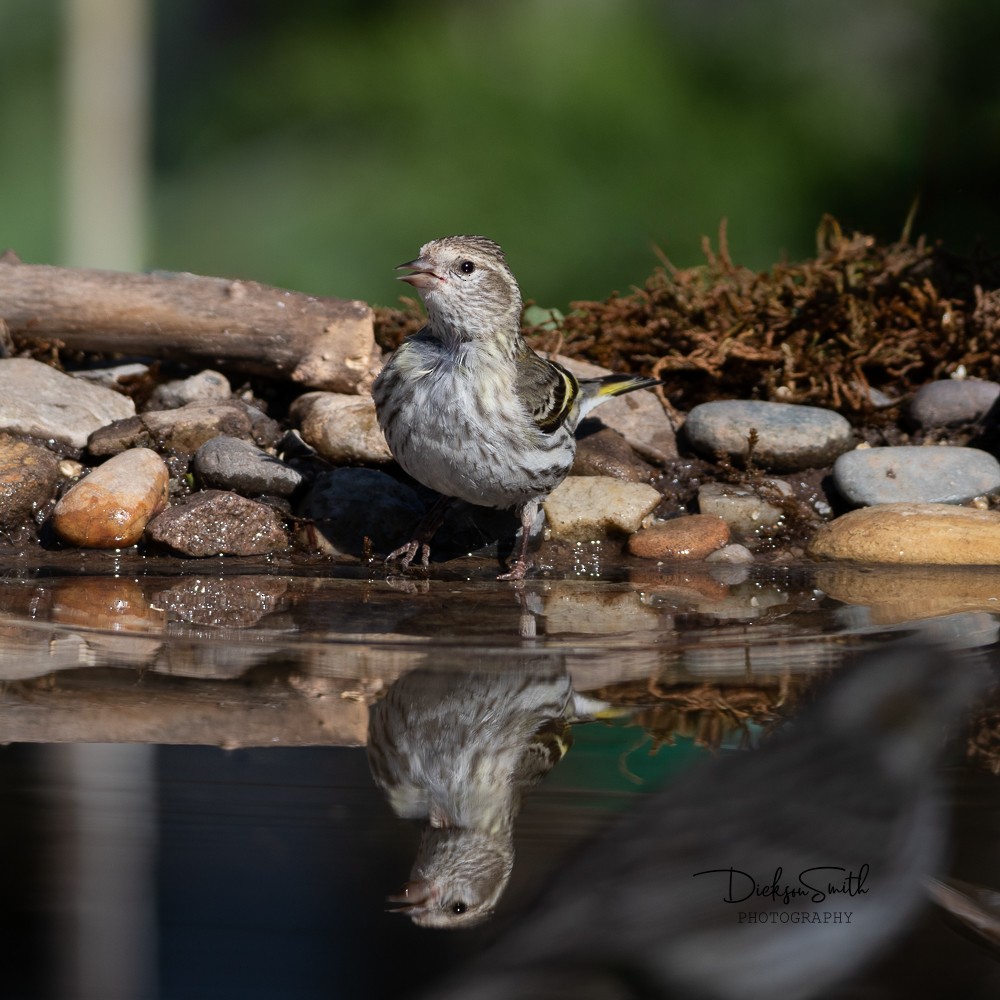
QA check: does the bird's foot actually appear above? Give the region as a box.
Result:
[385,539,431,571]
[497,557,530,581]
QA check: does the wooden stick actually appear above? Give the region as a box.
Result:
[0,256,380,393]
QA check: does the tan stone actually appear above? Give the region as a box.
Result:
[542,476,660,541]
[808,502,1000,564]
[628,515,730,560]
[295,392,392,464]
[52,448,170,548]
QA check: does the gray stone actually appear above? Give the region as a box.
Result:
[72,362,150,389]
[833,445,1000,506]
[146,490,289,556]
[0,435,60,532]
[296,468,423,557]
[145,369,232,410]
[194,436,303,498]
[0,358,136,449]
[684,400,854,471]
[908,380,1000,429]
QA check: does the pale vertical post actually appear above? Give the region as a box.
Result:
[62,0,151,270]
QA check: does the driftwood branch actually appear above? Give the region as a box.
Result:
[0,256,380,393]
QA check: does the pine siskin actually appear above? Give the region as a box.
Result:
[424,641,991,1000]
[367,655,598,929]
[372,235,659,579]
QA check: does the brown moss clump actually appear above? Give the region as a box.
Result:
[375,216,1000,420]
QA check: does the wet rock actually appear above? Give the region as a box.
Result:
[296,468,423,557]
[909,379,1000,429]
[0,358,136,448]
[50,577,166,633]
[833,446,1000,506]
[556,356,677,463]
[142,401,266,456]
[87,416,155,457]
[0,435,61,531]
[194,435,303,498]
[293,392,392,464]
[697,480,792,535]
[51,448,170,548]
[627,514,730,560]
[542,476,660,542]
[808,502,1000,564]
[145,369,232,410]
[145,490,289,556]
[572,427,658,482]
[684,401,854,471]
[705,542,755,564]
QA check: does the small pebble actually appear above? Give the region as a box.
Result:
[684,400,854,471]
[145,490,288,556]
[627,514,730,560]
[542,476,660,542]
[908,379,1000,429]
[51,448,169,548]
[705,542,755,564]
[145,369,232,410]
[833,445,1000,506]
[808,502,1000,564]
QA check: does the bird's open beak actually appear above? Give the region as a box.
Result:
[385,879,434,914]
[396,256,441,290]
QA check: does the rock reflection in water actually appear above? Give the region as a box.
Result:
[428,640,992,1000]
[368,655,608,929]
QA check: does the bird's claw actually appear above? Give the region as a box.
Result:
[385,539,431,572]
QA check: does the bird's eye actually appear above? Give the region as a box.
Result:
[448,901,469,915]
[459,260,476,274]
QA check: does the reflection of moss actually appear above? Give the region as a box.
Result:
[591,677,812,752]
[376,217,1000,422]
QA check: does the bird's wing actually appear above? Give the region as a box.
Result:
[515,350,580,434]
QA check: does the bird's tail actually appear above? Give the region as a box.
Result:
[577,374,661,420]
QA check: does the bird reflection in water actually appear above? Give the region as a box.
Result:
[424,641,992,1000]
[367,655,608,928]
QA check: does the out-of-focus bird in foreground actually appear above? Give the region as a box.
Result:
[372,235,659,579]
[423,642,991,1000]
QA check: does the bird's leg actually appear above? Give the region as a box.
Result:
[385,494,453,571]
[497,499,538,581]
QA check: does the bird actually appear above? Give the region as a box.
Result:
[422,640,992,999]
[372,235,660,580]
[366,654,612,929]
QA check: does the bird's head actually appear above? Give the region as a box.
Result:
[397,235,523,346]
[385,826,514,929]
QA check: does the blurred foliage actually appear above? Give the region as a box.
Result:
[2,0,999,310]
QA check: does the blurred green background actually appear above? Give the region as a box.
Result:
[2,0,998,311]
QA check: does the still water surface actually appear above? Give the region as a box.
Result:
[1,554,999,998]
